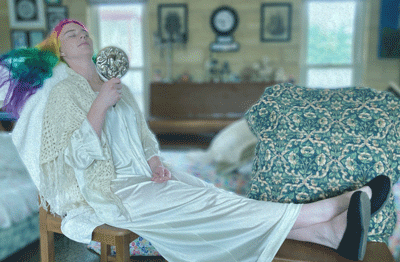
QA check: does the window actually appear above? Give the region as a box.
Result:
[90,4,147,112]
[301,0,365,88]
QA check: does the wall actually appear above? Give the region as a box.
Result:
[147,0,400,90]
[0,0,399,91]
[0,0,11,55]
[147,0,302,84]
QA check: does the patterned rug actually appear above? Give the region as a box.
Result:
[130,257,166,262]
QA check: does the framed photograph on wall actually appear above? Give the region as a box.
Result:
[29,30,44,46]
[45,0,61,5]
[11,30,28,49]
[46,5,68,33]
[7,0,46,29]
[378,0,400,58]
[261,3,292,42]
[157,4,188,43]
[11,30,45,49]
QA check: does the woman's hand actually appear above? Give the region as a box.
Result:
[96,78,122,109]
[147,156,171,183]
[151,166,172,183]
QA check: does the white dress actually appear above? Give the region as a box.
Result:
[61,94,302,262]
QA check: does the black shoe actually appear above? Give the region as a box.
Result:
[336,191,370,261]
[365,175,391,216]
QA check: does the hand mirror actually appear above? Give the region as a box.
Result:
[95,46,129,81]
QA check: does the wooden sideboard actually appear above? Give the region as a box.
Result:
[148,81,276,137]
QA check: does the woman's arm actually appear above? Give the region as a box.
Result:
[122,86,167,182]
[87,78,122,137]
[87,99,108,138]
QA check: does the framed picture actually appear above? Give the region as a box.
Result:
[7,0,46,29]
[29,30,44,46]
[378,0,400,58]
[11,30,45,49]
[157,4,188,43]
[45,0,61,5]
[261,3,292,42]
[11,30,28,49]
[46,5,68,33]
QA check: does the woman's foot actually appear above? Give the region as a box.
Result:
[336,191,370,261]
[364,175,391,216]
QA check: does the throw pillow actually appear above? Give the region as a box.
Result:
[186,118,257,174]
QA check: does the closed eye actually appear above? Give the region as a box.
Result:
[64,28,87,38]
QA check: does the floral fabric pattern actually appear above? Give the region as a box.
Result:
[245,83,400,243]
[87,236,161,257]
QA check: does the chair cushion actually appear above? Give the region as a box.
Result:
[244,83,400,243]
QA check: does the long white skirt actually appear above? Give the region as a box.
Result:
[107,170,301,262]
[62,106,302,262]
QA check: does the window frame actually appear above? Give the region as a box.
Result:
[299,0,366,88]
[87,3,150,116]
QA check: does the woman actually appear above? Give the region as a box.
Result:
[1,19,391,262]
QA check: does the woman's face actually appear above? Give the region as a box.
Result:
[59,22,93,60]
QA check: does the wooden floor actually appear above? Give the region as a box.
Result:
[2,234,165,262]
[2,233,99,262]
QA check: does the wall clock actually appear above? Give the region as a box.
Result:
[211,6,238,35]
[210,6,240,52]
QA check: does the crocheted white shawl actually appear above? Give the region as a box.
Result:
[12,63,129,221]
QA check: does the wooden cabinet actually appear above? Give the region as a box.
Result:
[148,81,276,135]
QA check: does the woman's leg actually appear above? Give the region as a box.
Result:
[291,186,372,230]
[287,211,347,249]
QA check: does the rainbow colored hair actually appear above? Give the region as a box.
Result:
[0,19,87,118]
